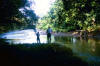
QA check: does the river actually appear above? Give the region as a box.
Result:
[0,29,100,65]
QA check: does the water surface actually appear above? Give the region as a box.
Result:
[0,29,100,65]
[55,36,100,64]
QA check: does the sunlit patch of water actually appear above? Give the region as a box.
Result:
[0,29,55,44]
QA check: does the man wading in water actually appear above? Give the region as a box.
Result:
[46,26,52,43]
[36,32,40,43]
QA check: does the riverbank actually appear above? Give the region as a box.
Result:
[54,31,100,39]
[1,28,100,38]
[39,29,100,38]
[37,29,79,37]
[0,41,88,66]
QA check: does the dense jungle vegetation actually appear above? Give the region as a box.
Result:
[0,0,100,34]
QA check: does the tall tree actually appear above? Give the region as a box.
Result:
[62,0,100,30]
[0,0,27,24]
[0,0,38,32]
[39,0,100,32]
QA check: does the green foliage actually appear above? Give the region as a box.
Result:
[37,0,67,31]
[62,0,100,31]
[38,0,100,32]
[0,0,27,22]
[0,0,27,32]
[21,8,38,28]
[0,0,38,32]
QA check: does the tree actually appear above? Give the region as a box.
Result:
[62,0,100,31]
[0,0,27,32]
[38,0,68,32]
[19,0,39,29]
[0,0,27,24]
[0,0,38,32]
[38,0,100,32]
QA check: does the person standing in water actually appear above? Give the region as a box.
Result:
[46,26,52,43]
[36,32,40,43]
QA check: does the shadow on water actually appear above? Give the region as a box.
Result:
[54,36,100,66]
[0,39,88,66]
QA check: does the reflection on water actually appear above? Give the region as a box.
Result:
[55,36,100,63]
